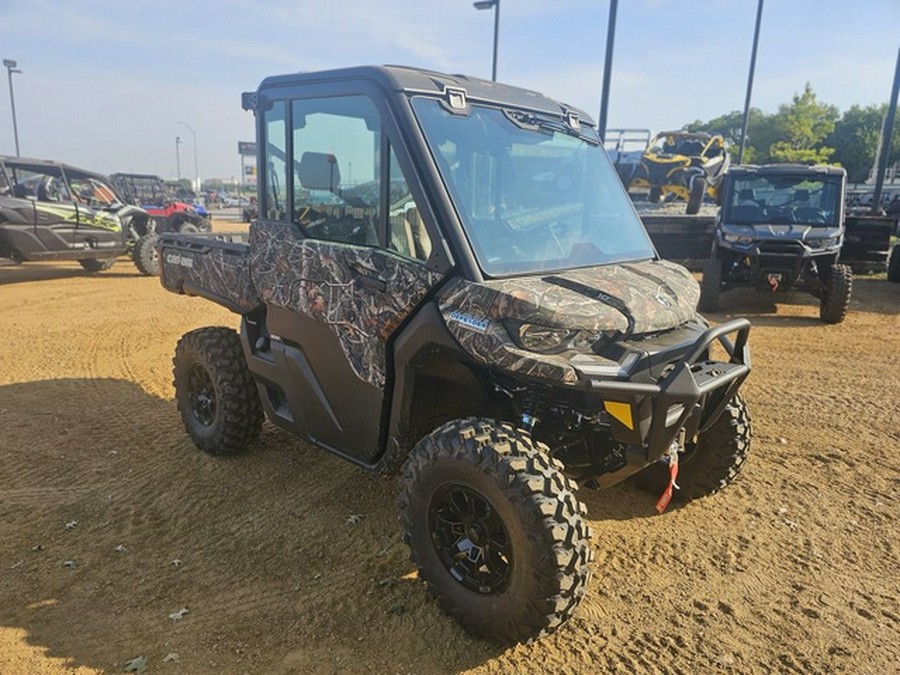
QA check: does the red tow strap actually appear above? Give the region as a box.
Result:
[655,454,679,514]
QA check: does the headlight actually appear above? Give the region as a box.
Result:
[504,321,604,354]
[806,237,839,248]
[723,233,754,244]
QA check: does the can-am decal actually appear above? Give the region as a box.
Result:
[165,253,194,269]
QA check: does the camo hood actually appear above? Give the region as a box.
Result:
[441,259,699,334]
[438,259,700,384]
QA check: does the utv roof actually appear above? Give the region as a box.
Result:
[110,173,165,180]
[251,65,595,126]
[728,164,847,177]
[0,155,111,181]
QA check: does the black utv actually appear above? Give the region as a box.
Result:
[0,156,159,275]
[700,164,852,323]
[158,66,753,643]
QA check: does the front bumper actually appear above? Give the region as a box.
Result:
[719,236,841,288]
[576,318,751,472]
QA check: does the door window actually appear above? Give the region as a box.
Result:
[263,100,288,221]
[7,165,71,202]
[387,146,431,261]
[292,96,381,246]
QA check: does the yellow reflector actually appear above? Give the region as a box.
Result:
[604,401,634,430]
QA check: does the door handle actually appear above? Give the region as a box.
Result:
[348,262,387,292]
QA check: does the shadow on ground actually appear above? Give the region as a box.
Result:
[0,378,519,674]
[0,260,141,285]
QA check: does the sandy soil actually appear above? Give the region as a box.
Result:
[0,233,897,674]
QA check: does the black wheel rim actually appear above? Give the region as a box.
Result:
[187,363,216,427]
[429,483,512,594]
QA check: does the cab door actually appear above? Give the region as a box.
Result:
[249,90,447,462]
[9,164,79,253]
[66,170,125,252]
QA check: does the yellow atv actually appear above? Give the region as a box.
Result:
[629,131,730,214]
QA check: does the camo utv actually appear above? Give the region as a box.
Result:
[158,66,753,643]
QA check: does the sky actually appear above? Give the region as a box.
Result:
[1,0,898,184]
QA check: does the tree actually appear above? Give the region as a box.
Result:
[768,83,839,164]
[829,103,900,183]
[827,104,886,182]
[685,108,774,162]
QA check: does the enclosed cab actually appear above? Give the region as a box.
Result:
[158,66,753,643]
[701,164,851,323]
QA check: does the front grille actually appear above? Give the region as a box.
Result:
[758,241,804,256]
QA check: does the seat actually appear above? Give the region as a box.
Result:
[731,204,763,222]
[404,207,432,260]
[738,188,755,202]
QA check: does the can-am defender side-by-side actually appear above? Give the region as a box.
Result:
[158,66,752,643]
[0,156,159,275]
[700,164,851,323]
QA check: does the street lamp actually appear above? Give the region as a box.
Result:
[3,58,22,157]
[178,121,199,192]
[175,136,182,180]
[473,0,500,82]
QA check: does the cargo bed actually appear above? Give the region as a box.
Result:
[157,232,261,313]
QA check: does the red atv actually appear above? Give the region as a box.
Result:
[110,173,209,234]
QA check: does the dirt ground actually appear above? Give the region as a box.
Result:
[1,231,897,674]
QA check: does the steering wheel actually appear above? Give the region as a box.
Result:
[792,206,827,224]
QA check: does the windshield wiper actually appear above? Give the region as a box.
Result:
[502,110,599,145]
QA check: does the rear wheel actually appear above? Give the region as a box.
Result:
[399,418,593,643]
[173,327,263,455]
[888,244,900,283]
[132,233,159,276]
[79,258,116,273]
[686,176,706,215]
[699,251,722,312]
[177,222,200,234]
[819,263,852,324]
[636,395,751,502]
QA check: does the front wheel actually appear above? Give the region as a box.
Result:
[887,244,900,283]
[173,327,264,455]
[686,176,706,215]
[699,251,722,313]
[79,257,116,273]
[637,395,751,502]
[399,419,593,643]
[819,263,852,324]
[132,233,159,276]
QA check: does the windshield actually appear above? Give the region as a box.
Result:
[725,174,842,226]
[412,98,655,276]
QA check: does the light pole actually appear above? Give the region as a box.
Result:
[4,59,22,156]
[178,121,199,192]
[596,0,618,143]
[175,136,182,180]
[473,0,500,82]
[738,0,764,165]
